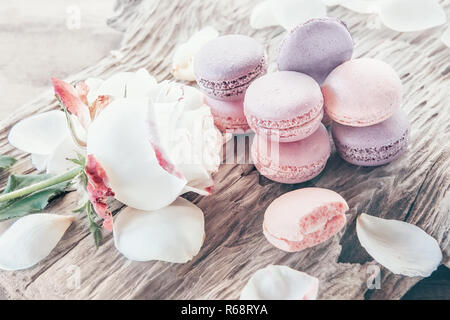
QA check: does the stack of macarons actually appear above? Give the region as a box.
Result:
[194,34,267,134]
[245,17,355,184]
[323,58,410,166]
[194,17,410,184]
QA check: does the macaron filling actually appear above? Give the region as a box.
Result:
[248,105,323,140]
[196,58,267,100]
[324,102,394,127]
[335,129,409,165]
[263,202,347,252]
[212,114,251,133]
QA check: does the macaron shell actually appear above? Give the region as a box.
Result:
[194,35,265,81]
[194,34,266,101]
[252,123,331,184]
[332,108,410,166]
[245,71,323,121]
[322,58,402,127]
[204,96,251,134]
[263,188,348,251]
[278,17,353,84]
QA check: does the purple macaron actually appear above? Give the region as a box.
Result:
[278,17,353,84]
[331,109,410,166]
[194,34,266,101]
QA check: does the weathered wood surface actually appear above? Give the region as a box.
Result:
[0,0,448,300]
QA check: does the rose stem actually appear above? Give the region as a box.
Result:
[0,166,83,203]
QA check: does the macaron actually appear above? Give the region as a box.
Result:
[244,71,324,142]
[278,17,353,84]
[322,58,403,127]
[332,108,410,166]
[204,96,250,134]
[194,34,266,101]
[263,188,348,252]
[251,123,330,184]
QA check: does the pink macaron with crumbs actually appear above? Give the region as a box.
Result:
[252,123,330,184]
[244,71,324,142]
[322,58,402,127]
[263,188,349,252]
[204,96,250,134]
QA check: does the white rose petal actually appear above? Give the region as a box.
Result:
[84,77,104,105]
[271,0,327,31]
[31,154,51,171]
[87,98,187,211]
[46,136,85,174]
[0,214,73,271]
[8,110,69,155]
[322,0,342,6]
[94,72,133,99]
[340,0,381,14]
[356,213,442,277]
[379,0,446,32]
[250,0,279,29]
[113,197,205,263]
[125,68,158,99]
[240,265,319,300]
[172,26,219,81]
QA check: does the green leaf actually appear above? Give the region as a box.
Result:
[90,223,103,249]
[0,174,70,220]
[86,202,103,248]
[0,155,16,170]
[68,152,86,167]
[2,174,52,193]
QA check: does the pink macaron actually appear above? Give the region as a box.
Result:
[263,188,348,252]
[204,96,250,134]
[244,71,324,142]
[322,58,402,127]
[251,123,330,184]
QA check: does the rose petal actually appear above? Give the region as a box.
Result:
[46,136,85,174]
[356,213,442,277]
[84,77,104,105]
[240,265,319,300]
[113,197,205,263]
[149,84,221,192]
[85,155,115,231]
[172,26,219,81]
[339,0,381,13]
[0,214,73,271]
[322,0,342,5]
[94,72,133,99]
[250,0,279,29]
[31,154,51,171]
[87,98,187,211]
[441,26,450,47]
[8,110,69,155]
[52,78,91,129]
[125,68,158,99]
[379,0,446,32]
[271,0,327,31]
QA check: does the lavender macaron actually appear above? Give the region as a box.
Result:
[278,17,353,84]
[194,34,266,101]
[332,109,410,166]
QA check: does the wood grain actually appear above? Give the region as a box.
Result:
[0,0,448,300]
